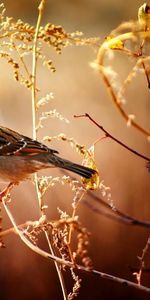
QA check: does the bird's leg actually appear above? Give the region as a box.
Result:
[0,182,15,201]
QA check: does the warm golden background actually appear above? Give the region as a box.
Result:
[0,1,150,299]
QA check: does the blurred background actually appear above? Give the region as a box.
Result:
[0,1,150,299]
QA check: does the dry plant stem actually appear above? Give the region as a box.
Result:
[13,42,31,79]
[74,114,150,162]
[142,59,150,88]
[134,235,150,285]
[44,230,68,299]
[31,1,67,299]
[0,183,15,200]
[1,191,150,240]
[118,58,142,99]
[97,31,150,137]
[0,222,27,236]
[2,198,150,294]
[2,197,71,265]
[68,189,86,263]
[1,187,150,241]
[139,35,150,88]
[31,0,43,208]
[31,1,45,140]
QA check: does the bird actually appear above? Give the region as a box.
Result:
[0,126,96,199]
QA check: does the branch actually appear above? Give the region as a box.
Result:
[60,170,150,228]
[74,113,150,162]
[86,192,150,228]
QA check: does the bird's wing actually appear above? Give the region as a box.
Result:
[0,126,58,156]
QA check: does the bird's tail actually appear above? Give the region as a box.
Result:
[52,155,96,179]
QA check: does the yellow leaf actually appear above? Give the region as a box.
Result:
[105,35,124,50]
[82,145,100,190]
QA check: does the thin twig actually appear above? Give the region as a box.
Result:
[83,199,129,223]
[67,188,86,263]
[85,193,150,228]
[74,113,150,162]
[31,1,43,140]
[134,235,150,285]
[13,42,31,79]
[142,60,150,89]
[61,170,150,228]
[44,230,68,299]
[138,27,150,89]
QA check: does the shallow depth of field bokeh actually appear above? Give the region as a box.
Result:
[0,1,150,300]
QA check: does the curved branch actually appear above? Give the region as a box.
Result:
[97,30,150,138]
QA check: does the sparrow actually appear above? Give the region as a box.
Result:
[0,126,96,192]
